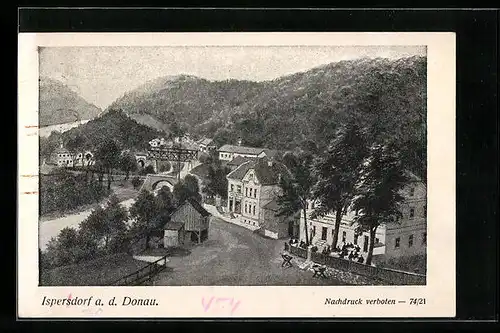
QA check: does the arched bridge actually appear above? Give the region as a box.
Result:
[140,174,179,193]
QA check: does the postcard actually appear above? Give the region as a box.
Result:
[18,32,456,318]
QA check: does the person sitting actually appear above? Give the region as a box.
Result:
[299,240,306,248]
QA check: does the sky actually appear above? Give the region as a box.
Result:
[39,45,426,110]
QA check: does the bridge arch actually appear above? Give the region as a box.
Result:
[136,155,147,168]
[152,180,175,192]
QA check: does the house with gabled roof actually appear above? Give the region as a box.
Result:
[163,198,211,247]
[217,143,278,162]
[225,157,295,236]
[197,138,217,153]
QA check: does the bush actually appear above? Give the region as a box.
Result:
[375,254,427,274]
[158,161,171,172]
[131,176,143,189]
[39,173,111,216]
[139,165,155,175]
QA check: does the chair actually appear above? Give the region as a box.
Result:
[281,254,293,268]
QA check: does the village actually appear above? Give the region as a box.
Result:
[39,130,427,286]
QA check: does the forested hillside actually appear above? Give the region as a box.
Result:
[105,56,426,178]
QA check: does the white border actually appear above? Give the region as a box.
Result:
[18,32,456,318]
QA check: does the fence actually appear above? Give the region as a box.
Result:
[289,245,426,285]
[110,255,169,286]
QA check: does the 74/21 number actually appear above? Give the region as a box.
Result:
[409,298,426,305]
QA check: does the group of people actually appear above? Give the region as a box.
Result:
[338,242,364,263]
[288,238,365,264]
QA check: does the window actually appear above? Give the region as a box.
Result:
[254,190,257,198]
[342,231,346,243]
[321,227,327,240]
[245,188,248,196]
[422,232,427,245]
[312,226,316,237]
[409,207,415,219]
[230,184,234,192]
[253,205,256,216]
[409,187,415,196]
[395,237,401,249]
[237,185,241,193]
[354,234,358,245]
[244,204,247,213]
[423,205,427,217]
[408,234,414,248]
[375,237,380,244]
[249,188,253,197]
[311,201,315,210]
[355,209,359,216]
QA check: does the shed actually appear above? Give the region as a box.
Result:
[163,222,186,248]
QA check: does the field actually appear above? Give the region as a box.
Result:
[40,253,148,286]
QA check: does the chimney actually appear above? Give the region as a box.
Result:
[268,160,273,167]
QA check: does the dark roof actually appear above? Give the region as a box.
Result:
[199,138,214,146]
[187,198,211,217]
[164,222,185,231]
[227,157,290,185]
[262,199,281,212]
[217,144,265,155]
[227,155,256,167]
[227,161,254,181]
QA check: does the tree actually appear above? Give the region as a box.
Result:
[311,121,368,249]
[173,175,202,204]
[129,190,159,250]
[78,205,107,254]
[131,176,143,189]
[102,195,129,252]
[202,164,230,200]
[119,152,138,180]
[276,151,316,246]
[155,186,175,227]
[351,142,409,265]
[169,121,186,141]
[95,139,121,190]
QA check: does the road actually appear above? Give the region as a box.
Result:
[152,217,347,286]
[39,198,135,251]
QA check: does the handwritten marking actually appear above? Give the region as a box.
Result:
[21,174,38,178]
[25,125,38,129]
[202,296,215,312]
[22,191,38,195]
[26,132,38,136]
[202,296,241,315]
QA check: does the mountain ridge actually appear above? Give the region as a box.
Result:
[39,77,102,127]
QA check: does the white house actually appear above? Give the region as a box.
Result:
[218,143,278,162]
[299,174,427,259]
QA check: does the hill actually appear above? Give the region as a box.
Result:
[40,110,165,159]
[39,77,102,127]
[108,56,427,177]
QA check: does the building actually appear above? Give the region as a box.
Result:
[218,143,278,162]
[261,199,300,239]
[298,173,427,259]
[197,138,217,153]
[51,142,94,168]
[225,155,256,171]
[163,198,211,247]
[226,157,289,229]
